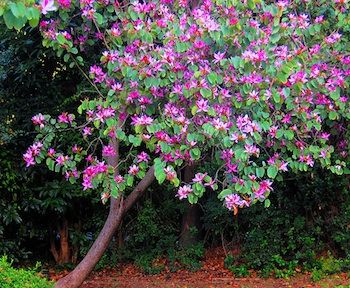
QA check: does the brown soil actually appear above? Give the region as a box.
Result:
[51,248,350,288]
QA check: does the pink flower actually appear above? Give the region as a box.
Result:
[40,0,57,14]
[82,161,108,190]
[114,175,124,183]
[213,51,226,64]
[128,165,139,175]
[192,173,207,184]
[278,161,289,172]
[196,99,209,113]
[56,155,69,165]
[83,127,92,136]
[176,185,192,200]
[102,145,116,157]
[299,155,314,167]
[131,115,153,126]
[204,178,216,190]
[164,167,177,181]
[58,0,71,8]
[32,113,45,129]
[137,152,150,163]
[23,142,43,167]
[224,194,242,210]
[23,152,35,167]
[47,148,56,157]
[58,112,74,124]
[255,180,273,200]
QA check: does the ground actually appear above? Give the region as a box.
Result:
[51,248,350,288]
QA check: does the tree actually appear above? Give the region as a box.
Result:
[0,22,95,264]
[1,0,350,287]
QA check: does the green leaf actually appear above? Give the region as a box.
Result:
[111,186,118,198]
[285,130,294,140]
[126,175,134,186]
[218,189,232,200]
[230,56,241,69]
[3,10,16,29]
[329,111,338,120]
[9,3,20,18]
[267,166,278,179]
[172,177,180,187]
[95,13,104,25]
[56,34,66,45]
[154,158,166,184]
[247,0,256,9]
[46,158,55,171]
[190,148,201,160]
[256,167,265,178]
[264,199,271,208]
[207,72,218,85]
[188,194,198,204]
[29,17,39,27]
[128,135,142,146]
[276,72,288,83]
[330,89,340,101]
[200,88,212,98]
[270,33,281,44]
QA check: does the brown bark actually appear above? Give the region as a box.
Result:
[179,165,202,247]
[50,219,72,264]
[60,219,71,264]
[55,166,155,288]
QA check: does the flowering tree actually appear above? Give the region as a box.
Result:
[1,0,350,286]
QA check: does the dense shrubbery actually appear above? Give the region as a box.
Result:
[81,169,350,278]
[0,256,52,288]
[219,170,350,278]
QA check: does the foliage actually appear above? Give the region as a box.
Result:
[0,24,92,263]
[224,255,250,277]
[212,169,350,278]
[1,0,350,279]
[311,254,350,282]
[2,0,347,216]
[93,197,204,274]
[0,256,53,288]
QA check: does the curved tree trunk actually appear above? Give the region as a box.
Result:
[55,163,155,288]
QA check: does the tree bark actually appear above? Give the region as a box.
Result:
[50,219,72,265]
[55,166,154,288]
[179,165,202,247]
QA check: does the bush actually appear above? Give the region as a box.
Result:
[208,170,350,278]
[0,256,53,288]
[311,253,350,282]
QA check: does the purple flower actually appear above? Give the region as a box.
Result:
[224,194,242,210]
[176,185,193,200]
[102,145,116,157]
[32,113,45,129]
[128,165,139,175]
[40,0,57,15]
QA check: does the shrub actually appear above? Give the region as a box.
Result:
[0,256,53,288]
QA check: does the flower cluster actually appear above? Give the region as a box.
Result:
[23,142,43,167]
[22,0,350,211]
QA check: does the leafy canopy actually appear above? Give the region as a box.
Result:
[3,0,350,213]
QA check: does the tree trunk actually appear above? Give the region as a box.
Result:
[50,219,71,265]
[55,163,155,288]
[179,165,202,247]
[59,219,71,264]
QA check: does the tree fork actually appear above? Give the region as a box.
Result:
[55,137,155,288]
[55,166,154,288]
